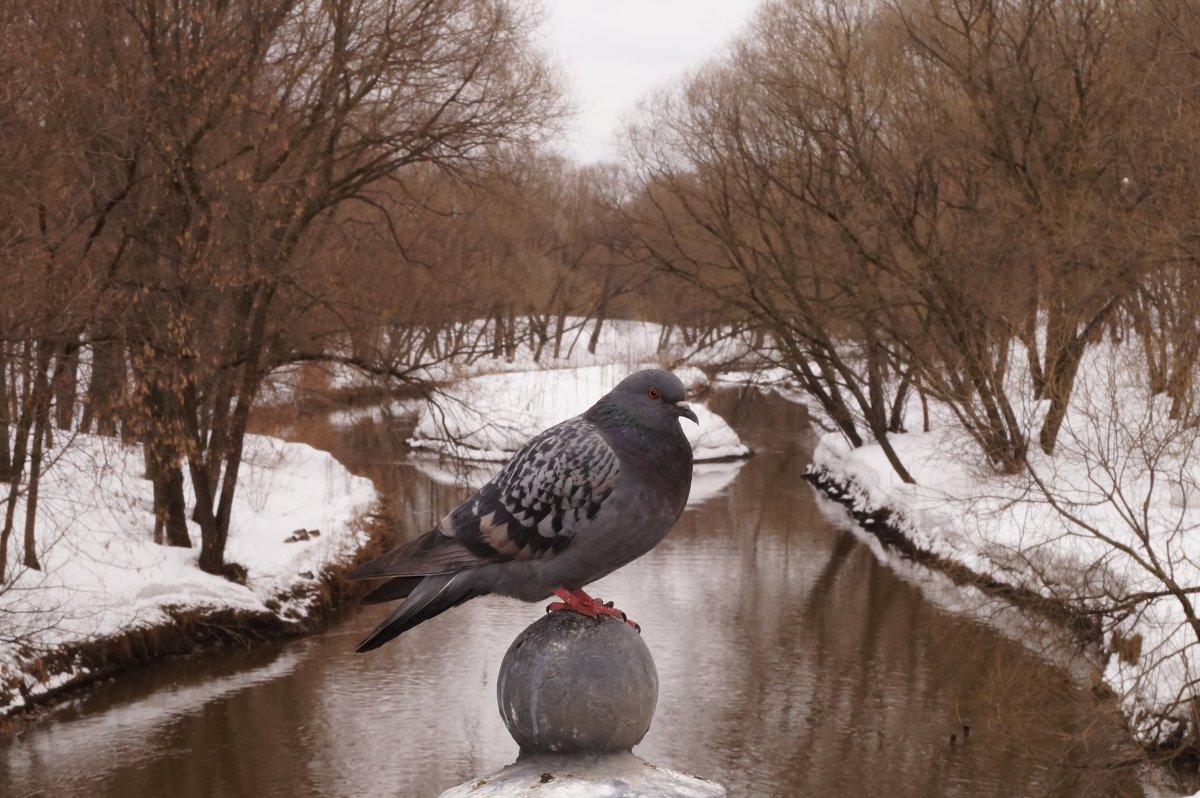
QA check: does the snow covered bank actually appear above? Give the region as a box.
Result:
[793,342,1200,746]
[408,365,750,462]
[274,316,758,410]
[0,431,376,717]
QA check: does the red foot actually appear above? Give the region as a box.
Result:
[546,587,640,632]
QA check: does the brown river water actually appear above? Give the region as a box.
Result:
[0,388,1166,797]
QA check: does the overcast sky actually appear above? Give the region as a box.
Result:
[539,0,763,164]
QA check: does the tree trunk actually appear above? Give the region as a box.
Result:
[83,333,127,437]
[531,317,546,362]
[194,285,274,575]
[193,476,223,573]
[875,429,915,484]
[22,414,47,571]
[1166,323,1198,421]
[0,346,11,481]
[145,433,191,548]
[551,313,566,359]
[492,307,505,359]
[587,311,605,356]
[504,312,518,362]
[1038,297,1119,455]
[1024,261,1045,398]
[1129,291,1167,394]
[865,337,915,484]
[0,342,35,577]
[53,340,80,430]
[20,338,58,570]
[789,353,863,448]
[657,324,674,354]
[888,369,912,433]
[162,460,191,548]
[1038,337,1084,455]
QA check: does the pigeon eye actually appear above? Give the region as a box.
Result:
[647,387,660,400]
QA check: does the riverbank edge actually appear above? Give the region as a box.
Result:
[0,506,394,735]
[803,465,1104,642]
[802,463,1200,765]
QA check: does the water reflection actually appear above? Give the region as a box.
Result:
[0,389,1147,797]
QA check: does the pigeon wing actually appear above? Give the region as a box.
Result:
[348,416,620,581]
[442,415,620,561]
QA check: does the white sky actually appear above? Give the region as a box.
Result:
[539,0,763,164]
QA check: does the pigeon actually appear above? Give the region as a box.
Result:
[348,369,698,652]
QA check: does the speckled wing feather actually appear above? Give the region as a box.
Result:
[441,416,620,561]
[349,417,620,582]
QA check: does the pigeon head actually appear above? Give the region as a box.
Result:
[604,369,699,427]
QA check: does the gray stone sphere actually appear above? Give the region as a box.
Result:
[496,611,658,754]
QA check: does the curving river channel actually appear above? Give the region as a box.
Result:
[1,388,1157,797]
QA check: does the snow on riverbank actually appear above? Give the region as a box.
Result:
[408,364,748,462]
[0,431,376,716]
[794,342,1200,744]
[292,316,756,408]
[349,317,756,390]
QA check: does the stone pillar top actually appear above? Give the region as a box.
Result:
[496,611,658,754]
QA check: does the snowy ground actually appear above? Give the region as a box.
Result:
[272,317,756,407]
[0,431,375,716]
[796,342,1200,744]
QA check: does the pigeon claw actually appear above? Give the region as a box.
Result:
[548,587,639,631]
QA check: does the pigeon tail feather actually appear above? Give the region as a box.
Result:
[346,528,490,581]
[360,575,426,605]
[355,572,478,652]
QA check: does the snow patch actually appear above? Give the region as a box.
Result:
[0,430,376,715]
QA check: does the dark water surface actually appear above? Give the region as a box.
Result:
[1,389,1149,797]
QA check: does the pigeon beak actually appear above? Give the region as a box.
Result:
[675,402,699,425]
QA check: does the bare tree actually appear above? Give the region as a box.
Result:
[0,0,562,578]
[625,0,1191,478]
[894,0,1148,455]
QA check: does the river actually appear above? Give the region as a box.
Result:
[1,388,1155,796]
